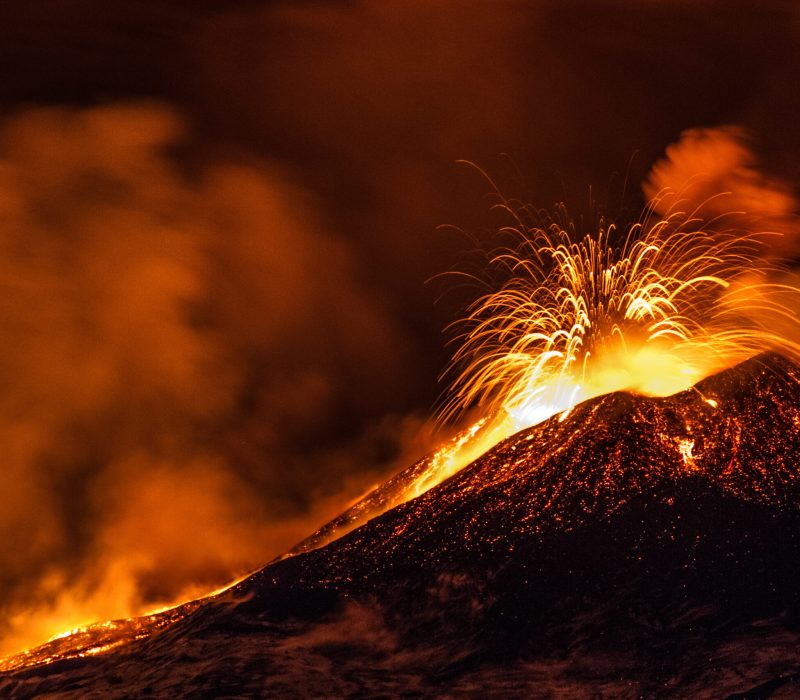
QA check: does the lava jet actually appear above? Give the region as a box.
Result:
[3,352,800,697]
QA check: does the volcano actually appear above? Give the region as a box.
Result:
[4,352,800,698]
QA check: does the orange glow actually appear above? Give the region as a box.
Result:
[7,127,800,674]
[381,191,800,511]
[284,176,800,573]
[7,187,800,671]
[442,194,800,434]
[0,569,253,673]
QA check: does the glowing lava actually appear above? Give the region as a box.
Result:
[292,186,800,561]
[368,188,800,518]
[0,572,253,674]
[443,193,800,437]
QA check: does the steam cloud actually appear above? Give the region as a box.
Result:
[0,102,432,653]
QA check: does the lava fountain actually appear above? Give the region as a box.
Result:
[294,149,800,554]
[402,129,800,506]
[444,192,800,429]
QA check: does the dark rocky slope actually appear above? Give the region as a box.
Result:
[4,353,800,698]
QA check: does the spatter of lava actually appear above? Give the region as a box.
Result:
[387,190,799,519]
[322,192,800,540]
[442,195,800,432]
[288,192,800,557]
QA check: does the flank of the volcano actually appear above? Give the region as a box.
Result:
[3,351,800,697]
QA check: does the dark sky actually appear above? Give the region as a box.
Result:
[2,0,800,652]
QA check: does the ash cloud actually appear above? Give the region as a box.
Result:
[0,102,433,653]
[641,127,800,371]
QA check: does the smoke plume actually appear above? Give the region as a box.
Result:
[0,101,431,654]
[644,126,800,257]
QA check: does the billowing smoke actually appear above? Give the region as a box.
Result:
[0,102,435,654]
[644,126,800,257]
[643,127,800,344]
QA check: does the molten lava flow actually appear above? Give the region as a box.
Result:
[0,571,254,674]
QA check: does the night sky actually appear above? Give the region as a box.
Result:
[1,0,799,652]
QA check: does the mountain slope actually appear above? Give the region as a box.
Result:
[3,352,800,698]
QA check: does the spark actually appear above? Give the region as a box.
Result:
[441,191,800,432]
